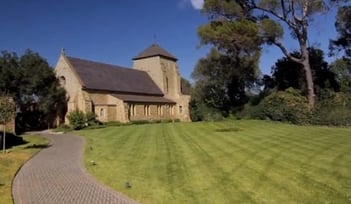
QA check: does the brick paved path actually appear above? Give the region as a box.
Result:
[12,133,138,204]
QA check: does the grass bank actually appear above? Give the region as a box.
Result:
[0,135,49,204]
[77,120,351,203]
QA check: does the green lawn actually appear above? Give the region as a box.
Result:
[78,120,351,204]
[0,135,49,204]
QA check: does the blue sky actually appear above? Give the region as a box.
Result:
[0,0,342,81]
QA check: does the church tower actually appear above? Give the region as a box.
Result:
[133,44,180,99]
[133,44,190,121]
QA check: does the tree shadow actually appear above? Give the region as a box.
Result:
[215,127,241,132]
[0,133,28,149]
[24,143,51,149]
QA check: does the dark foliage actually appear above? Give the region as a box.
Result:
[254,88,311,124]
[67,110,86,130]
[0,50,66,131]
[330,5,351,60]
[271,48,340,100]
[312,92,351,126]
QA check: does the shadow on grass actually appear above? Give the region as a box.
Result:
[24,144,51,149]
[215,127,241,132]
[0,133,28,149]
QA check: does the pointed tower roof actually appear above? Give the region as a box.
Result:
[133,44,177,61]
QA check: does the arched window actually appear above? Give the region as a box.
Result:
[144,105,150,116]
[179,105,183,114]
[100,108,105,117]
[166,77,169,93]
[130,104,136,116]
[59,76,66,86]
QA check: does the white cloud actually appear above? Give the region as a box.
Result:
[190,0,204,10]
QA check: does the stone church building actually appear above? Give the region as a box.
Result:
[54,44,190,124]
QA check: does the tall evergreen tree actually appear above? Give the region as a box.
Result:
[199,0,348,107]
[0,50,66,130]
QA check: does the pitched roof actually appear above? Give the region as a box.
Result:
[133,44,177,61]
[66,56,164,95]
[112,94,175,103]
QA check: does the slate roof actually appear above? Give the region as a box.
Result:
[66,56,164,96]
[112,94,175,103]
[133,44,177,61]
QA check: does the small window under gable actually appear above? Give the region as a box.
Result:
[59,76,66,86]
[100,108,105,117]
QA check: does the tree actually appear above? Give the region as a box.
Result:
[0,95,15,153]
[0,50,66,131]
[329,58,351,93]
[330,5,351,60]
[200,0,348,107]
[272,47,339,99]
[195,0,262,118]
[180,77,192,95]
[191,47,259,119]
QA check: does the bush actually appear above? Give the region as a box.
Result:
[312,92,351,126]
[173,119,181,123]
[103,121,123,127]
[85,112,99,126]
[67,110,86,130]
[258,88,311,124]
[189,101,224,122]
[130,120,150,125]
[53,124,70,132]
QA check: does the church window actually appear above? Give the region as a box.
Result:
[157,105,163,116]
[144,105,150,116]
[59,76,66,86]
[100,108,105,117]
[166,77,169,93]
[170,105,174,116]
[179,105,183,114]
[130,104,136,116]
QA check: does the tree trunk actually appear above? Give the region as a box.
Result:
[301,48,315,107]
[2,126,6,154]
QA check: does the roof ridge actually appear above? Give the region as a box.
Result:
[66,56,145,73]
[65,56,164,95]
[133,44,177,61]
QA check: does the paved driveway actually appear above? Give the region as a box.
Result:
[12,133,138,204]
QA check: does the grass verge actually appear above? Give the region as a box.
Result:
[0,135,49,204]
[77,120,351,204]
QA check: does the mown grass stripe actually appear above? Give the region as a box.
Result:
[76,120,351,204]
[179,123,260,204]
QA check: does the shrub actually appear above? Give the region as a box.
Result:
[85,112,99,126]
[130,120,150,125]
[312,92,351,126]
[67,110,86,130]
[190,101,224,122]
[173,119,181,123]
[258,88,311,124]
[103,121,123,127]
[53,124,70,132]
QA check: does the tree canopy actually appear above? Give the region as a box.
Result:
[198,0,349,107]
[330,5,351,60]
[0,50,66,131]
[271,47,339,99]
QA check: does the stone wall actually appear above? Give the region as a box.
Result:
[55,48,191,124]
[54,54,86,124]
[133,55,190,122]
[128,103,175,121]
[133,56,164,92]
